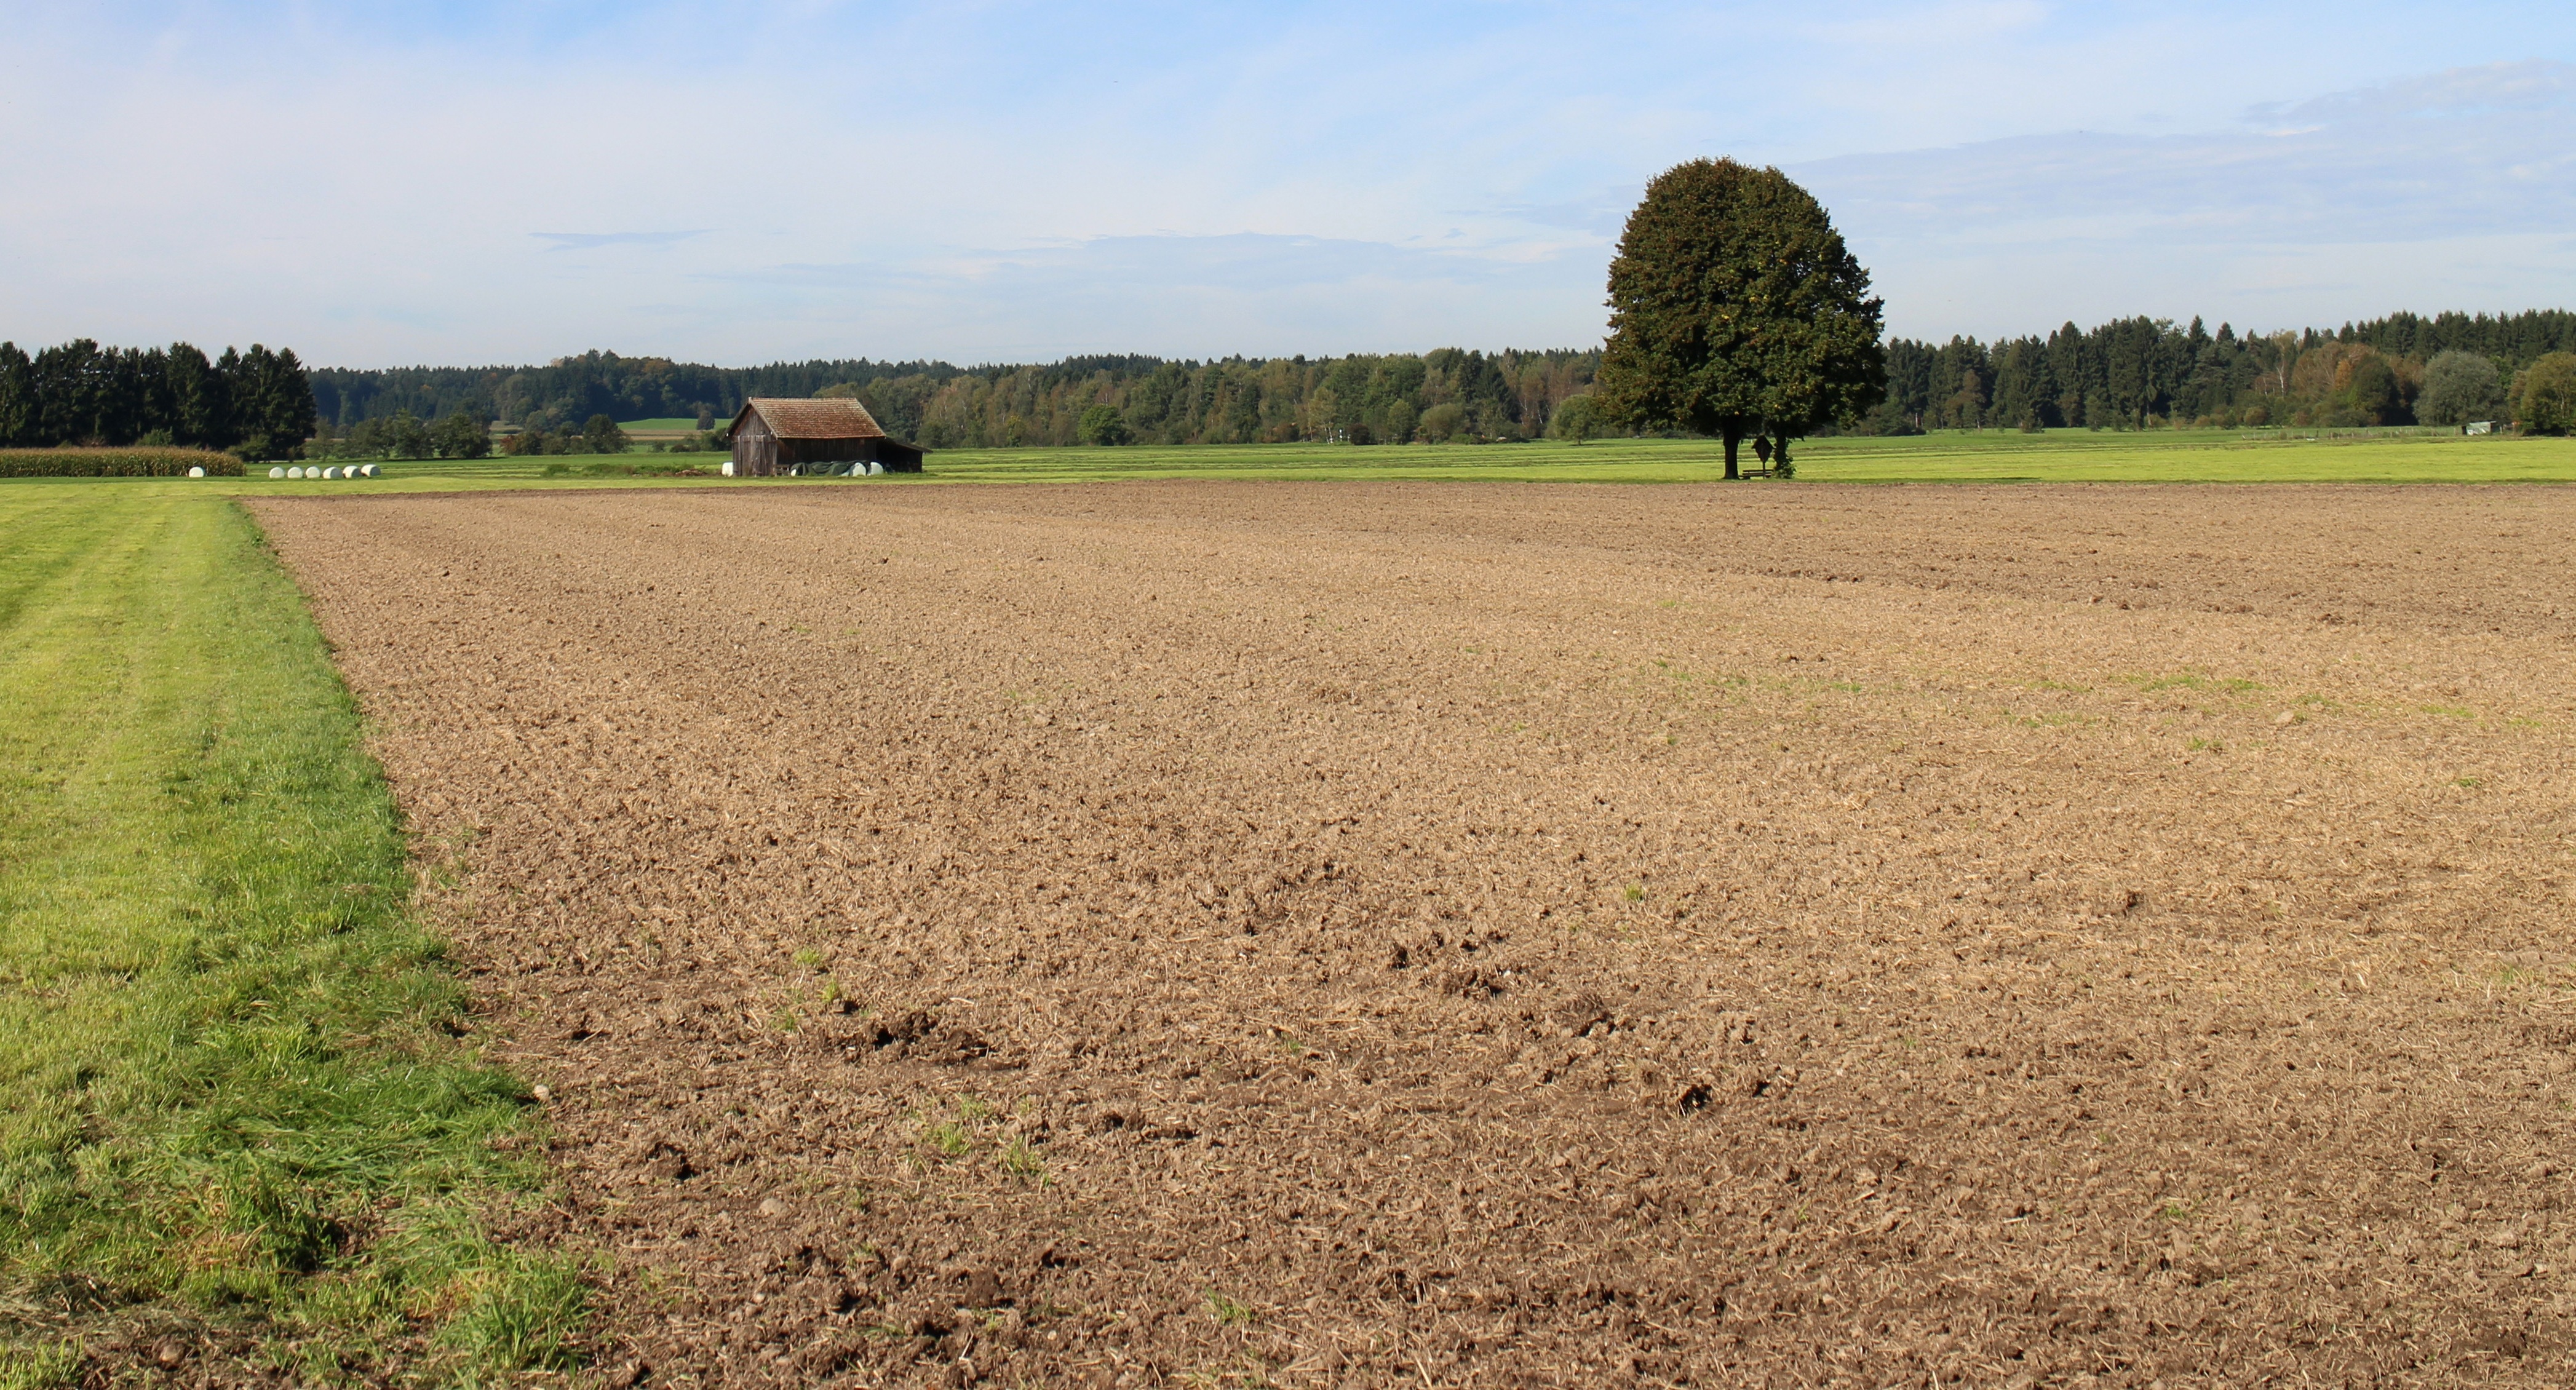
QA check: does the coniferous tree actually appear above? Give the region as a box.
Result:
[0,344,34,447]
[166,343,236,449]
[219,346,315,461]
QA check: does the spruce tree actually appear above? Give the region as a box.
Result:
[166,343,235,449]
[0,344,34,448]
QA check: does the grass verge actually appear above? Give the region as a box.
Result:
[0,490,582,1384]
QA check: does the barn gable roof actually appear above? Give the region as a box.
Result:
[735,397,889,440]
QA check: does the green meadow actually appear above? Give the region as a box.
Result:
[0,493,584,1384]
[33,426,2569,496]
[924,427,2576,485]
[608,418,706,434]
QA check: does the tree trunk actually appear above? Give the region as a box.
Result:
[1722,428,1740,480]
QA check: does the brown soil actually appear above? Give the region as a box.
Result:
[250,482,2576,1388]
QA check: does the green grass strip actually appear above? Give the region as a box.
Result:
[0,491,583,1385]
[12,427,2570,496]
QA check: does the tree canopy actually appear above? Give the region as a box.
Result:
[0,339,314,459]
[1868,311,2576,435]
[1076,403,1132,446]
[2518,353,2576,436]
[2418,349,2505,426]
[1593,159,1885,477]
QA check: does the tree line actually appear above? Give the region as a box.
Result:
[0,340,316,460]
[825,349,1600,449]
[17,305,2571,466]
[1873,309,2576,434]
[306,348,1600,450]
[301,312,2575,458]
[308,352,959,439]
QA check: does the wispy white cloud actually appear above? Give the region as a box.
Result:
[1,4,2572,363]
[2256,57,2576,126]
[1802,60,2576,337]
[531,231,711,251]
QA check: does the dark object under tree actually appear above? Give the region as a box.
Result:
[1593,159,1885,478]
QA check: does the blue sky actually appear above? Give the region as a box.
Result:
[2,1,2571,366]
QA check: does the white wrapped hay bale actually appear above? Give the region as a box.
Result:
[721,460,736,477]
[268,466,286,479]
[187,466,205,478]
[361,464,380,478]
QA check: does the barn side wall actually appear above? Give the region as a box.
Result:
[731,416,779,476]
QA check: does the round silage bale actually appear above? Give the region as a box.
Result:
[362,464,380,478]
[268,466,286,479]
[187,466,205,478]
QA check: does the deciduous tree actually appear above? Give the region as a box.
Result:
[2341,354,2403,426]
[1076,403,1130,446]
[386,410,432,460]
[582,413,629,455]
[1594,159,1884,478]
[2518,352,2576,435]
[2419,350,2505,426]
[432,408,491,459]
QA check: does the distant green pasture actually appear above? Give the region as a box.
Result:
[9,428,2575,497]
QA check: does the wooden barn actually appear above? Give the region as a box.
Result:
[727,398,926,477]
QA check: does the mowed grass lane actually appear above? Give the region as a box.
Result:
[0,492,581,1385]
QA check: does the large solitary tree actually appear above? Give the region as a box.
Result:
[1594,159,1885,477]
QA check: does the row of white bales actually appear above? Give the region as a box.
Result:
[263,465,380,479]
[166,464,375,479]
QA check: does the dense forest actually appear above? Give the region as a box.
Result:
[310,349,1598,449]
[8,307,2568,463]
[0,340,316,460]
[307,308,2576,448]
[1872,309,2576,434]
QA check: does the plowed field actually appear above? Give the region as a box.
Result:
[250,482,2576,1388]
